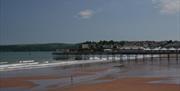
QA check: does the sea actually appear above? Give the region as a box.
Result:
[0,52,61,71]
[0,52,54,64]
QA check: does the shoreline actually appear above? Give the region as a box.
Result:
[1,54,179,72]
[0,59,119,72]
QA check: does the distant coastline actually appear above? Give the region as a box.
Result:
[0,40,179,52]
[0,43,78,52]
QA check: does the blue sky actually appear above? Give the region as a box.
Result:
[0,0,180,45]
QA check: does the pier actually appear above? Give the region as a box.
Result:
[53,49,180,64]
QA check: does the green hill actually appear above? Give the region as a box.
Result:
[0,43,79,52]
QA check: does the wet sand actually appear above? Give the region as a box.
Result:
[72,66,110,76]
[49,77,180,91]
[0,75,60,88]
[0,65,110,89]
[0,59,180,91]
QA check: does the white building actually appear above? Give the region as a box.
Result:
[81,44,90,49]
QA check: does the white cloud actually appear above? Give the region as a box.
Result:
[152,0,180,14]
[77,9,94,19]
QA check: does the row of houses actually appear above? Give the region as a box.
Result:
[81,43,139,49]
[55,44,180,53]
[81,44,180,52]
[144,47,180,51]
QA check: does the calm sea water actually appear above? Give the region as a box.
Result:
[0,52,54,64]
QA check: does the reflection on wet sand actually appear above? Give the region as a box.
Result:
[0,59,180,91]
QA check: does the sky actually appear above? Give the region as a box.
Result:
[0,0,180,45]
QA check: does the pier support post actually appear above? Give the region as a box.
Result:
[176,53,178,64]
[112,54,115,61]
[167,54,170,64]
[143,54,145,64]
[93,55,95,60]
[159,54,161,64]
[151,54,153,64]
[100,55,102,60]
[107,55,109,60]
[82,55,84,60]
[127,55,130,64]
[135,54,138,64]
[120,55,123,63]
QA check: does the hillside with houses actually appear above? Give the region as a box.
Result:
[0,40,180,52]
[56,40,180,53]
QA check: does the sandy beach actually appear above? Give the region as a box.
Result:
[0,60,180,91]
